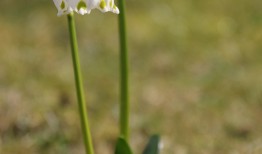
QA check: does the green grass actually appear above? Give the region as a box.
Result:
[0,0,261,154]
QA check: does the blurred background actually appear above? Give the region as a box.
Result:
[0,0,261,153]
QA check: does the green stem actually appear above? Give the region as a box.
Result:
[118,0,129,141]
[67,13,94,154]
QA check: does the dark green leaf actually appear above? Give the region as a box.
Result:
[143,135,161,154]
[115,137,133,154]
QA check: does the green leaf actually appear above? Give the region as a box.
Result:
[115,137,133,154]
[142,135,161,154]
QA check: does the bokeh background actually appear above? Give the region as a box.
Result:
[0,0,261,153]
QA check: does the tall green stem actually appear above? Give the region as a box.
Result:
[67,13,94,154]
[118,0,129,141]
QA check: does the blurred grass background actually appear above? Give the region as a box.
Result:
[0,0,261,153]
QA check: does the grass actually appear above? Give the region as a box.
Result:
[0,0,261,154]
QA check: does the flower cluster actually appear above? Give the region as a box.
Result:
[53,0,119,16]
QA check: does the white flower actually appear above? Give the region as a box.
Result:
[87,0,119,14]
[52,0,119,16]
[52,0,73,16]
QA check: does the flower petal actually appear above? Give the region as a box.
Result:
[53,0,73,16]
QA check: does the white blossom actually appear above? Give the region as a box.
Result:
[52,0,72,16]
[52,0,119,16]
